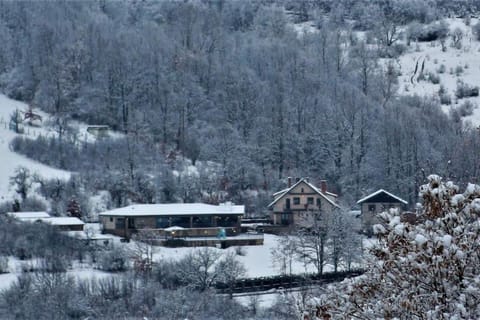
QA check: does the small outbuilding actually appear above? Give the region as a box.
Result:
[86,125,110,138]
[7,211,50,219]
[357,189,408,234]
[39,217,85,231]
[6,211,85,231]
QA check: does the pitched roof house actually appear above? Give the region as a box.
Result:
[357,189,408,234]
[268,177,339,227]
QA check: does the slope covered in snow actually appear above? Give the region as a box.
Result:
[394,18,480,126]
[0,94,71,201]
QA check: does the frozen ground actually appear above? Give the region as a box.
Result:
[0,256,114,292]
[393,18,480,126]
[0,230,365,293]
[289,17,480,126]
[110,232,320,278]
[0,94,71,201]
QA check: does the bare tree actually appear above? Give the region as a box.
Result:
[130,229,157,275]
[177,247,222,291]
[271,232,297,275]
[215,251,246,298]
[9,166,32,201]
[295,211,330,275]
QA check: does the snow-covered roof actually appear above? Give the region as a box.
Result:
[43,217,85,226]
[15,216,85,225]
[99,203,245,217]
[7,211,50,219]
[65,231,112,240]
[165,226,185,231]
[357,189,408,205]
[268,178,340,208]
[272,188,289,197]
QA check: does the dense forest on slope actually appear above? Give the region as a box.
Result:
[1,0,480,214]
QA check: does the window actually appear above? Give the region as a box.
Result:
[217,216,237,227]
[307,197,314,205]
[317,198,321,207]
[368,204,376,212]
[109,217,113,222]
[293,197,300,205]
[192,216,211,228]
[301,188,304,193]
[115,218,125,229]
[170,216,190,228]
[127,218,135,229]
[281,213,291,225]
[156,217,170,228]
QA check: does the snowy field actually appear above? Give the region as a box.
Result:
[289,17,480,126]
[0,95,71,200]
[387,18,480,126]
[0,93,127,204]
[0,255,114,292]
[0,230,368,296]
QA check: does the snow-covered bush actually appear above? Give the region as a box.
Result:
[98,246,128,272]
[234,246,247,256]
[455,80,479,99]
[21,196,47,212]
[438,85,452,105]
[437,64,446,73]
[0,256,8,274]
[455,64,464,76]
[450,27,463,49]
[472,22,480,41]
[427,71,440,84]
[318,175,480,319]
[457,100,477,117]
[40,253,70,273]
[408,20,449,42]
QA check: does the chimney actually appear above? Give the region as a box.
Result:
[287,177,292,188]
[320,180,327,193]
[295,177,300,183]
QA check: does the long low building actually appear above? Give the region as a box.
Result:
[6,211,85,231]
[99,202,245,239]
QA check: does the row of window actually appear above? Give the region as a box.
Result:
[368,204,398,212]
[113,216,238,229]
[289,197,321,206]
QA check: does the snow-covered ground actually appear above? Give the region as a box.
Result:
[0,231,357,293]
[0,93,127,202]
[0,255,115,292]
[289,17,480,126]
[0,94,71,201]
[393,18,480,125]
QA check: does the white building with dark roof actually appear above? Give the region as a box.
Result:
[357,189,408,234]
[268,177,340,227]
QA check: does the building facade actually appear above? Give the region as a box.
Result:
[357,189,408,233]
[99,203,244,239]
[268,178,339,227]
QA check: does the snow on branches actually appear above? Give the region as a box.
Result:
[317,175,480,319]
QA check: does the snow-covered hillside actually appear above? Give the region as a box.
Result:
[394,18,480,126]
[0,94,70,201]
[289,17,480,126]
